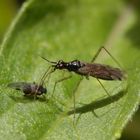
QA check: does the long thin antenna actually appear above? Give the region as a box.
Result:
[40,56,57,64]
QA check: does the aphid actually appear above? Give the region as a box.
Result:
[8,82,47,97]
[8,66,51,98]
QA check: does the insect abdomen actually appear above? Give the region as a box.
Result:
[77,63,124,80]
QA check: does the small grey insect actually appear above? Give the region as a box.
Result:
[8,82,47,97]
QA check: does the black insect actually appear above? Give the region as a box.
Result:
[41,47,124,81]
[41,46,125,121]
[8,67,51,98]
[47,60,123,80]
[8,82,47,97]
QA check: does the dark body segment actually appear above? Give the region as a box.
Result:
[8,82,47,96]
[53,60,124,81]
[76,63,123,80]
[41,58,124,81]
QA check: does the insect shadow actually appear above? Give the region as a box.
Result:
[67,87,127,125]
[7,66,52,101]
[41,46,126,120]
[9,94,48,103]
[67,88,127,116]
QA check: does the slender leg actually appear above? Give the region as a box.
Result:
[75,113,82,125]
[101,46,122,68]
[91,110,99,118]
[33,67,53,100]
[96,78,111,97]
[91,46,122,68]
[40,66,54,86]
[72,76,83,126]
[45,69,53,85]
[51,75,72,98]
[91,46,103,63]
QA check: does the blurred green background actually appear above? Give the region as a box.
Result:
[0,0,140,139]
[0,0,21,42]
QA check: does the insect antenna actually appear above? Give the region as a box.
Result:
[40,56,57,64]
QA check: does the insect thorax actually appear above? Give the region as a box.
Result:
[67,60,84,71]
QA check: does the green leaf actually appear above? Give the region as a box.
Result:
[0,0,140,140]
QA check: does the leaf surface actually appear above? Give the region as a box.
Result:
[0,0,140,140]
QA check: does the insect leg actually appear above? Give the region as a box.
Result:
[91,46,103,63]
[91,46,122,68]
[75,113,82,126]
[91,110,99,118]
[96,78,111,97]
[51,75,72,98]
[33,66,53,99]
[40,66,53,86]
[72,76,83,125]
[101,46,122,68]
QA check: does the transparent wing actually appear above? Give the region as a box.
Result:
[7,82,31,91]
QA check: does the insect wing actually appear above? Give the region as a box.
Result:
[92,64,123,80]
[77,63,123,80]
[8,82,31,91]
